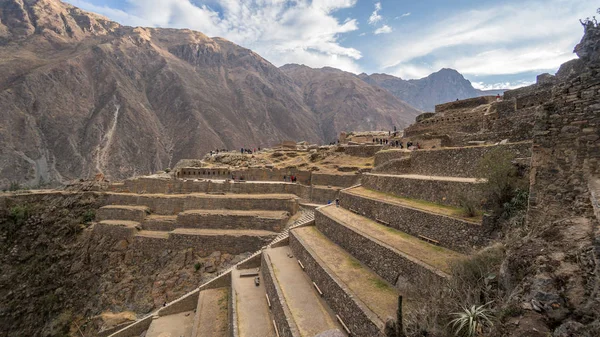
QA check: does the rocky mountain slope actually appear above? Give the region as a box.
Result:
[280,64,420,141]
[359,69,505,112]
[0,0,418,188]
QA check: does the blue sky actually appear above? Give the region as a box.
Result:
[65,0,596,89]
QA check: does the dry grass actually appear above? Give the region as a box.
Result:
[403,244,505,337]
[347,187,483,222]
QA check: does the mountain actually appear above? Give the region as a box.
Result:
[359,69,505,112]
[280,64,420,141]
[0,0,418,188]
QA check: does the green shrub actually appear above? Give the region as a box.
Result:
[9,205,30,226]
[458,195,479,218]
[501,189,529,218]
[82,210,95,224]
[449,303,494,337]
[476,149,522,211]
[164,168,171,173]
[194,262,201,271]
[9,181,22,191]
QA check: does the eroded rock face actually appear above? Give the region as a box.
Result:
[575,25,600,66]
[0,192,246,336]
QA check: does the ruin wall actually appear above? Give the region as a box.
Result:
[311,172,360,187]
[339,191,489,253]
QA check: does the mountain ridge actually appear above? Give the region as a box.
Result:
[0,0,420,187]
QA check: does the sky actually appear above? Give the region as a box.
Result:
[64,0,597,90]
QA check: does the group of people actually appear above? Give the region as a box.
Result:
[283,175,297,183]
[209,149,228,156]
[240,148,261,154]
[372,138,421,150]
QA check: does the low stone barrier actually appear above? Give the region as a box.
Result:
[341,145,384,157]
[374,149,410,167]
[104,193,299,215]
[361,173,484,207]
[340,189,489,253]
[310,186,341,204]
[289,231,386,337]
[130,231,276,257]
[177,210,289,232]
[406,142,532,178]
[315,209,447,288]
[311,173,360,188]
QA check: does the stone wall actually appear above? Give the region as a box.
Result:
[361,173,485,207]
[289,231,386,337]
[104,193,299,215]
[376,142,532,177]
[340,144,385,157]
[374,150,410,167]
[176,211,288,232]
[130,231,276,257]
[315,209,447,288]
[310,186,341,204]
[340,190,489,253]
[178,167,313,185]
[311,172,360,188]
[261,252,300,337]
[527,58,600,228]
[435,96,497,113]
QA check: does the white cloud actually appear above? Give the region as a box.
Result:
[379,0,595,78]
[368,2,382,25]
[395,12,411,19]
[65,0,363,73]
[374,25,392,35]
[472,81,535,90]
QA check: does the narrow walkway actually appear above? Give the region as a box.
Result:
[171,228,278,237]
[146,311,194,337]
[266,246,343,336]
[344,186,482,222]
[320,206,465,274]
[293,226,400,321]
[366,173,483,183]
[232,268,276,337]
[193,287,229,337]
[98,220,140,227]
[179,209,289,218]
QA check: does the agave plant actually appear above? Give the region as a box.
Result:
[449,303,494,337]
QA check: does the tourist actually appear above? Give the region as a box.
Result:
[335,198,340,207]
[283,175,287,182]
[496,94,501,101]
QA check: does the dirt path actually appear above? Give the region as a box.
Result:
[293,226,399,321]
[266,246,342,336]
[232,268,276,337]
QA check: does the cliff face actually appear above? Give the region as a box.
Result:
[0,0,417,188]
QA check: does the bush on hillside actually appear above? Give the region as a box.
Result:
[476,149,524,213]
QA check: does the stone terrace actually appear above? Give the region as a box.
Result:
[107,140,532,337]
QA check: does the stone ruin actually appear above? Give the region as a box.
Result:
[3,24,597,337]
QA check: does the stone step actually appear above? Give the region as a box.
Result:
[232,268,276,337]
[105,192,299,215]
[141,214,178,231]
[262,246,344,337]
[316,205,465,286]
[361,173,485,207]
[135,230,170,239]
[146,311,195,337]
[191,287,230,337]
[96,205,150,222]
[95,220,140,238]
[177,209,289,232]
[340,186,489,253]
[290,226,400,337]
